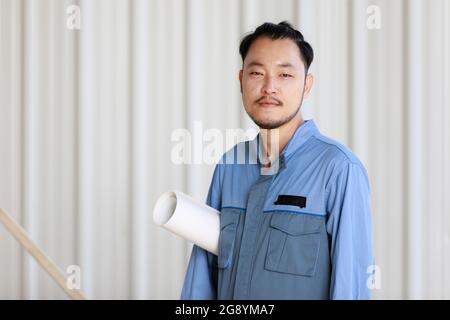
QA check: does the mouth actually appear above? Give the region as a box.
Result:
[257,100,281,108]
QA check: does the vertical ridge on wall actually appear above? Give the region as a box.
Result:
[153,0,165,297]
[131,0,154,299]
[19,0,26,299]
[78,0,96,299]
[443,0,450,299]
[185,0,207,202]
[57,0,77,301]
[22,0,42,299]
[388,0,405,300]
[97,0,114,298]
[426,0,443,298]
[167,0,188,298]
[406,0,425,299]
[0,0,23,299]
[111,0,131,299]
[400,0,409,300]
[349,0,369,165]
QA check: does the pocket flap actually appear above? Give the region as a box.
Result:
[269,213,322,236]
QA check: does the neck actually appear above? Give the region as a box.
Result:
[259,116,304,166]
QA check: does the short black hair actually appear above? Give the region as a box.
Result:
[239,21,314,74]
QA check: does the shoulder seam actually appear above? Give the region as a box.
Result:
[311,134,363,167]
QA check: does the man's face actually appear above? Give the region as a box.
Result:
[239,37,313,129]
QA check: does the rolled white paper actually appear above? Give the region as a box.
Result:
[153,191,220,255]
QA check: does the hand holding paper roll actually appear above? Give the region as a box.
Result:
[153,191,220,255]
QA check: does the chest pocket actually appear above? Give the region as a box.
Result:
[218,209,240,269]
[265,213,322,277]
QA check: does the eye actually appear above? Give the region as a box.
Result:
[250,71,263,76]
[281,73,293,78]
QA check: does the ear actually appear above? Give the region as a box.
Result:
[303,73,314,98]
[239,70,243,93]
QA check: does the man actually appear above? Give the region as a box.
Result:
[180,21,374,300]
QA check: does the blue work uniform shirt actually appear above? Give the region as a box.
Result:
[180,119,374,300]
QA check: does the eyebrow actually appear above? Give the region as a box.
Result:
[246,61,295,68]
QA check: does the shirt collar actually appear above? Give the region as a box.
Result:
[281,119,319,158]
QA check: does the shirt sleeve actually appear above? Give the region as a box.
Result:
[325,161,374,300]
[180,164,222,300]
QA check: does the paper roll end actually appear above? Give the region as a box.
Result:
[153,191,177,226]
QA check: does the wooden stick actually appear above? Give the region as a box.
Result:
[0,208,86,300]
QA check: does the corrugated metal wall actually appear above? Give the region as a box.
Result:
[0,0,449,299]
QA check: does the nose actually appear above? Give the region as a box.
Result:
[261,76,278,95]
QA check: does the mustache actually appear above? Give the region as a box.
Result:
[255,96,283,105]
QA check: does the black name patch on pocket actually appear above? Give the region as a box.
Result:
[274,195,307,208]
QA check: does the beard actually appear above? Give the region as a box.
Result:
[250,105,300,129]
[248,93,304,129]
